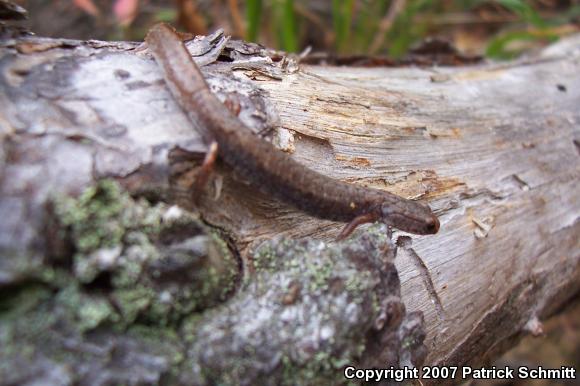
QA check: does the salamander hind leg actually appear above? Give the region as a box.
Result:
[193,141,219,203]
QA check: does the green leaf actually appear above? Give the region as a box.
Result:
[387,0,433,58]
[154,9,177,23]
[353,0,388,53]
[486,30,559,59]
[495,0,546,28]
[246,0,263,42]
[273,0,298,52]
[332,0,354,53]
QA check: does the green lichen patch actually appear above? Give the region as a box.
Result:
[56,283,116,332]
[181,224,411,386]
[53,180,163,283]
[47,180,239,328]
[1,178,242,385]
[55,179,132,255]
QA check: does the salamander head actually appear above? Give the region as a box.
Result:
[379,202,440,235]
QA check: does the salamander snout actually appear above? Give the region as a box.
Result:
[379,202,440,235]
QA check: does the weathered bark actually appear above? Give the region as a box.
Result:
[0,25,579,385]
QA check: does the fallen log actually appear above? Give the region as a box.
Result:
[0,22,578,385]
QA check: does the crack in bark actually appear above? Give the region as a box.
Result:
[397,236,445,320]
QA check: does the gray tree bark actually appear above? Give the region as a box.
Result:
[0,26,579,385]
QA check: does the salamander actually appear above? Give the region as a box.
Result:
[145,23,439,239]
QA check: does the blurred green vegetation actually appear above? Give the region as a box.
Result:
[484,0,579,58]
[57,0,580,59]
[228,0,578,58]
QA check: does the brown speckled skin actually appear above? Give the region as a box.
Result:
[146,23,439,236]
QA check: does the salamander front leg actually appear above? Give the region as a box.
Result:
[193,141,219,204]
[336,212,378,241]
